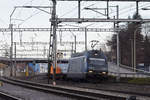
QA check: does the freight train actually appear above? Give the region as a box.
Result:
[50,50,108,80]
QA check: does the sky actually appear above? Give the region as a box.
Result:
[0,0,150,58]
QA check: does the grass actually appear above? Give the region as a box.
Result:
[106,76,150,85]
[128,78,150,85]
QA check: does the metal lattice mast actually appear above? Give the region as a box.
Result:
[48,0,57,86]
[48,25,53,84]
[48,1,55,84]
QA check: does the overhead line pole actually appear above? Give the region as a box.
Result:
[133,1,139,72]
[14,42,17,77]
[116,5,120,81]
[136,1,139,15]
[52,0,57,86]
[78,0,81,19]
[85,28,87,51]
[9,7,17,77]
[10,24,13,77]
[75,35,77,53]
[107,0,109,19]
[48,3,53,84]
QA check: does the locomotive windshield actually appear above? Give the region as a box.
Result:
[88,50,105,58]
[89,58,105,65]
[87,50,107,66]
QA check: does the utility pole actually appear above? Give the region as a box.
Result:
[134,29,137,72]
[136,1,139,16]
[52,0,57,86]
[133,1,139,72]
[107,5,120,80]
[116,5,120,81]
[111,5,120,81]
[78,0,81,19]
[131,37,134,70]
[14,42,17,77]
[74,35,76,53]
[71,42,74,55]
[107,0,109,19]
[10,24,13,77]
[85,27,87,51]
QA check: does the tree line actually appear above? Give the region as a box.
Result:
[107,13,150,68]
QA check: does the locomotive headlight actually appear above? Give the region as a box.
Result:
[94,53,98,56]
[89,70,93,73]
[102,72,106,74]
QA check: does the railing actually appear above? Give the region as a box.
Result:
[120,64,150,73]
[108,71,150,78]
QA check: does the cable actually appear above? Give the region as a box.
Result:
[60,5,79,17]
[60,1,95,18]
[13,0,48,26]
[97,33,107,43]
[69,1,93,18]
[18,10,41,26]
[14,0,36,20]
[108,3,150,18]
[119,3,150,16]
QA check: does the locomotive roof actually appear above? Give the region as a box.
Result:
[71,49,103,57]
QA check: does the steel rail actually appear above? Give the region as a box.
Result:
[0,91,23,100]
[1,77,127,100]
[17,74,150,98]
[12,73,150,98]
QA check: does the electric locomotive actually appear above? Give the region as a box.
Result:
[67,49,108,79]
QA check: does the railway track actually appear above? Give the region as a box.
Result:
[0,77,128,100]
[0,91,23,100]
[15,74,150,99]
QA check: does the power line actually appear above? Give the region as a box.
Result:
[60,5,79,17]
[13,0,36,21]
[13,0,50,25]
[119,3,150,16]
[18,11,41,26]
[97,33,107,43]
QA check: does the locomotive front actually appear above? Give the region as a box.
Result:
[87,50,108,76]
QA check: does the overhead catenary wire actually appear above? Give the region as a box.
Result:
[13,0,37,23]
[60,1,91,18]
[82,2,150,19]
[118,3,150,16]
[18,10,41,27]
[13,0,51,26]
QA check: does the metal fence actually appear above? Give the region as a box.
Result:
[108,71,150,78]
